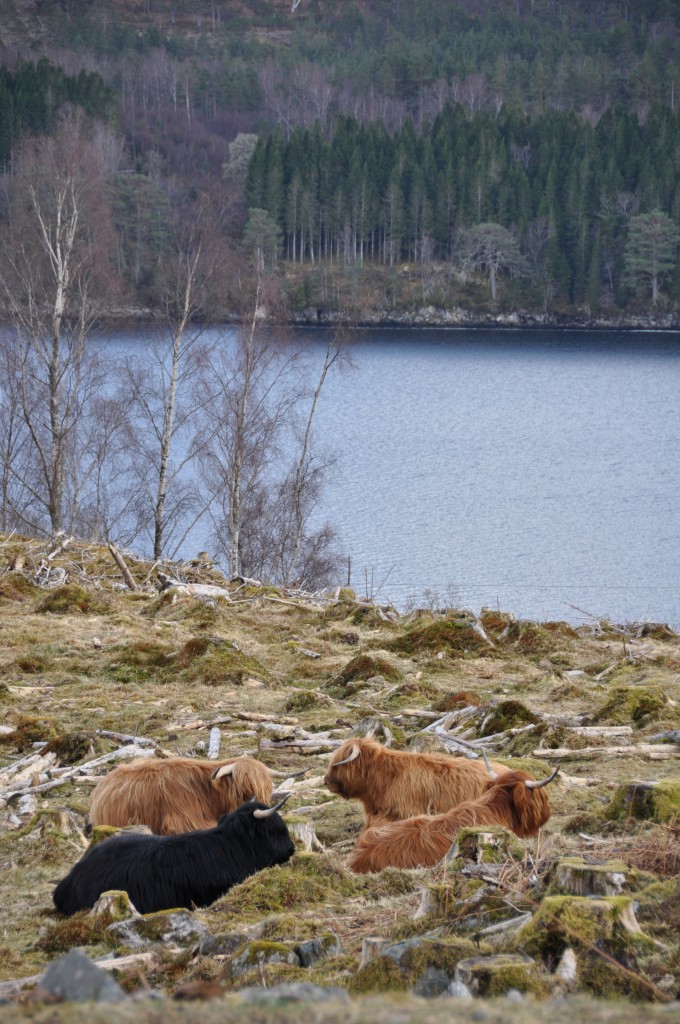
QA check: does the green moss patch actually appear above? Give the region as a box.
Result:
[209,853,365,918]
[592,685,670,727]
[480,699,540,736]
[33,912,113,954]
[0,713,58,750]
[335,653,400,684]
[37,585,110,615]
[42,730,98,764]
[431,689,482,712]
[516,896,658,999]
[388,617,492,657]
[349,937,481,995]
[602,781,680,824]
[496,619,577,656]
[0,573,40,602]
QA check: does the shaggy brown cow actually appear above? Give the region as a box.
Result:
[345,762,559,873]
[323,737,511,822]
[89,756,283,835]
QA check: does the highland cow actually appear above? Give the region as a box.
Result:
[54,798,295,915]
[89,756,298,835]
[345,762,559,873]
[323,737,512,822]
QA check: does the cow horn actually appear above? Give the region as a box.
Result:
[253,794,291,819]
[331,744,360,767]
[268,767,309,779]
[524,764,561,789]
[481,749,499,781]
[211,764,236,780]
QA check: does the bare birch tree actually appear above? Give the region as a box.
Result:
[122,191,227,559]
[0,110,119,536]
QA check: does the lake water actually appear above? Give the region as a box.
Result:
[296,327,680,628]
[103,326,680,629]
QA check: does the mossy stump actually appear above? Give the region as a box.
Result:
[603,780,680,824]
[548,857,632,897]
[516,896,658,999]
[447,826,524,865]
[90,890,140,920]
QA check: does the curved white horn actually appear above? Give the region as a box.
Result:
[253,793,291,819]
[211,763,236,780]
[330,744,360,768]
[481,749,499,781]
[269,766,309,779]
[524,764,561,789]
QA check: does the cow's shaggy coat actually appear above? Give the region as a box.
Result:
[323,738,510,822]
[89,756,273,835]
[54,800,295,915]
[345,769,555,873]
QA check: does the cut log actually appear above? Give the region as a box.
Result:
[568,726,633,737]
[532,744,680,760]
[259,738,343,754]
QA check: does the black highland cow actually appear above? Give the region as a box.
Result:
[53,798,295,916]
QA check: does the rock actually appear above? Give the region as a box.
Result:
[445,979,473,999]
[554,947,578,988]
[237,982,349,1004]
[16,794,37,818]
[455,954,545,997]
[228,941,301,978]
[37,949,126,1003]
[91,890,140,920]
[550,857,631,897]
[350,936,481,997]
[108,909,212,949]
[199,931,250,956]
[294,933,342,967]
[414,966,451,997]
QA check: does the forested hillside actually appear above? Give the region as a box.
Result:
[0,0,679,317]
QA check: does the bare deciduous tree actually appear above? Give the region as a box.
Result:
[0,109,120,536]
[122,191,228,559]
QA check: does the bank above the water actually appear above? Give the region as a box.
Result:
[292,305,680,332]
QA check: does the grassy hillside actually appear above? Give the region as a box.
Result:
[0,532,679,1019]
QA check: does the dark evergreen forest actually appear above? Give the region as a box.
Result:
[246,105,680,307]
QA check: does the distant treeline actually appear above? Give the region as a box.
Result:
[0,59,115,167]
[246,105,680,306]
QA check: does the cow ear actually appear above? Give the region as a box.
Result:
[211,764,235,781]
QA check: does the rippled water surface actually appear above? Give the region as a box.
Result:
[299,327,680,627]
[103,326,680,627]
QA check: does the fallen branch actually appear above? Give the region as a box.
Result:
[107,542,139,592]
